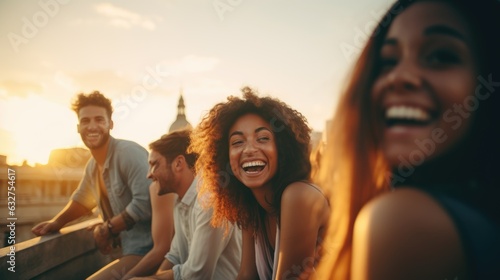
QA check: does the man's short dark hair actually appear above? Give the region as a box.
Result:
[71,91,113,118]
[149,129,198,168]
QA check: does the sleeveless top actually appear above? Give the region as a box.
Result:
[255,224,279,280]
[422,189,500,279]
[254,182,327,280]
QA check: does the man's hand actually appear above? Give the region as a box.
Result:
[31,221,62,236]
[93,223,113,254]
[86,221,102,232]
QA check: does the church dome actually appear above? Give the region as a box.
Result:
[169,93,192,132]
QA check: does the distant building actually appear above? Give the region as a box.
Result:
[168,90,192,133]
[310,131,323,152]
[0,149,93,247]
[48,147,90,168]
[310,120,332,181]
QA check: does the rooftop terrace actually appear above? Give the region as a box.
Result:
[0,218,111,279]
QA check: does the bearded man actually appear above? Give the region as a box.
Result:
[32,91,153,279]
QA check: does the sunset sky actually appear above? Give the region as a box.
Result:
[0,0,391,166]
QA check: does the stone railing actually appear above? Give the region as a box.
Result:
[0,218,111,279]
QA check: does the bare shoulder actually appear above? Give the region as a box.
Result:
[282,181,326,197]
[281,182,330,221]
[352,188,467,280]
[282,181,327,206]
[355,188,456,229]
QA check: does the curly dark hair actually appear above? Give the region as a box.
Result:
[190,87,312,231]
[71,91,113,118]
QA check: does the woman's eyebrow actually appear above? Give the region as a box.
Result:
[229,131,243,138]
[424,24,469,44]
[255,127,272,133]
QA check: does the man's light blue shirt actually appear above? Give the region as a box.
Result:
[71,136,153,255]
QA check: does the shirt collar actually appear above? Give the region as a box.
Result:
[102,136,116,171]
[179,176,199,207]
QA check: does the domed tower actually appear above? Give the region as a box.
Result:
[168,90,192,133]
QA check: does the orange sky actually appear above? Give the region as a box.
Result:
[0,0,391,165]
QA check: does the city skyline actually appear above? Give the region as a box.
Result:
[0,0,393,165]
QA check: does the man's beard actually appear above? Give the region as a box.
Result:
[81,131,110,150]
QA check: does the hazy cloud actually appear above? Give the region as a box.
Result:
[94,2,157,30]
[178,55,220,73]
[0,80,43,97]
[68,69,136,95]
[157,55,221,77]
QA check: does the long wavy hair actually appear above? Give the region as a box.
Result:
[316,0,500,278]
[190,87,312,231]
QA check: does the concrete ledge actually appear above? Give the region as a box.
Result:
[0,218,111,279]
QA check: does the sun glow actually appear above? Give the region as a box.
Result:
[0,95,82,166]
[0,0,391,167]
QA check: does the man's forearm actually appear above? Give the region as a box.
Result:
[106,210,135,236]
[150,270,174,280]
[53,200,91,226]
[123,249,165,278]
[158,259,175,273]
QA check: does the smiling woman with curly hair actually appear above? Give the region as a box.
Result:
[190,87,330,280]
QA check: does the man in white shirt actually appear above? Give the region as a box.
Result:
[132,129,241,280]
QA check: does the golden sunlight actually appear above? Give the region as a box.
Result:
[1,95,81,166]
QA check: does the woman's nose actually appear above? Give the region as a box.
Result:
[386,59,423,93]
[243,141,258,154]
